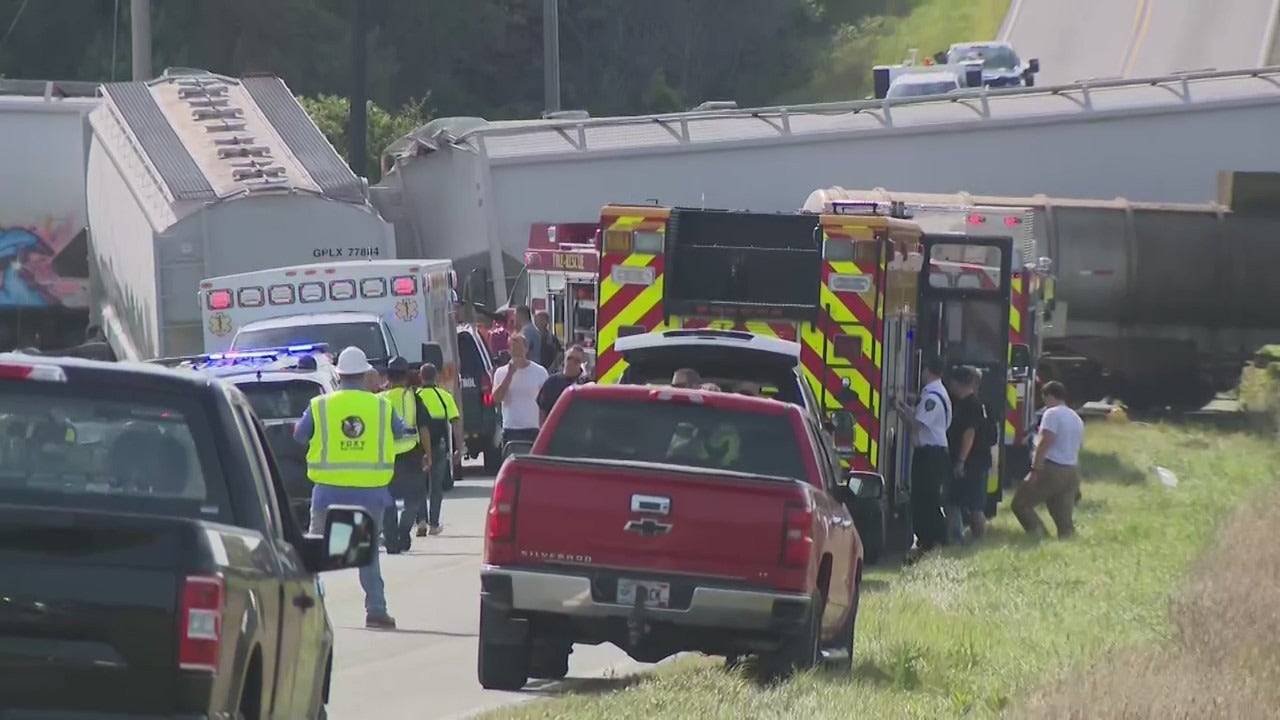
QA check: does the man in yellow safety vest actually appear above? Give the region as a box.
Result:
[293,346,420,629]
[379,356,435,554]
[414,363,463,537]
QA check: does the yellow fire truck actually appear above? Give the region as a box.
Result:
[594,200,1020,556]
[805,188,1056,507]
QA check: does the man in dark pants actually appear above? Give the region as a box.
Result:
[945,365,989,544]
[415,363,460,537]
[378,356,434,554]
[897,356,952,562]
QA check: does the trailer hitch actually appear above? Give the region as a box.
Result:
[627,585,650,646]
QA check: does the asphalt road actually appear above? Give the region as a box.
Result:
[319,467,646,720]
[1001,0,1280,86]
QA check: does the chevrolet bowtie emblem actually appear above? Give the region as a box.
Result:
[624,518,673,536]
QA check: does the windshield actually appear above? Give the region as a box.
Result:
[544,397,805,480]
[0,384,232,523]
[233,379,325,420]
[233,321,388,362]
[951,45,1019,70]
[888,80,957,98]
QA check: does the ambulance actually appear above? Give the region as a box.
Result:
[197,259,462,387]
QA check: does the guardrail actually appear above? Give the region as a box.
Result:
[443,65,1280,148]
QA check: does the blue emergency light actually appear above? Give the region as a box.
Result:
[189,343,329,372]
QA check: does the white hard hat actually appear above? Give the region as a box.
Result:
[335,346,373,375]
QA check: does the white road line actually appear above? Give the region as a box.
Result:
[998,0,1026,41]
[1261,0,1280,66]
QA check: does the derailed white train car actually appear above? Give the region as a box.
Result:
[86,69,394,360]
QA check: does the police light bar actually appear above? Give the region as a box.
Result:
[190,343,330,370]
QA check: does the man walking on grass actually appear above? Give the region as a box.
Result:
[1012,380,1085,539]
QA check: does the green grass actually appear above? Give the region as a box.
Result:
[481,419,1280,719]
[802,0,1011,101]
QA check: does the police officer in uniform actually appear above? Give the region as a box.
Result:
[379,356,435,554]
[293,346,416,629]
[897,356,952,561]
[415,363,462,537]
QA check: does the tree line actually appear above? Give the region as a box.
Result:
[0,0,931,180]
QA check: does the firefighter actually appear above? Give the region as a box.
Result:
[897,356,952,561]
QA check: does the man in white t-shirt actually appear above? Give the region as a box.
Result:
[492,333,549,446]
[1012,380,1085,538]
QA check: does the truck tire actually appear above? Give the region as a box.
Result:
[529,640,571,680]
[826,566,861,673]
[477,610,530,690]
[758,591,823,681]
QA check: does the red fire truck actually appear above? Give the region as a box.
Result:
[514,222,599,370]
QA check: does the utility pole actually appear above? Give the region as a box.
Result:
[348,0,369,178]
[130,0,152,80]
[542,0,561,114]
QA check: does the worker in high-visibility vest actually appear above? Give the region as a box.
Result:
[414,363,462,537]
[293,346,421,630]
[378,356,435,554]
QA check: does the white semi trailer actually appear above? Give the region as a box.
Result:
[86,69,394,360]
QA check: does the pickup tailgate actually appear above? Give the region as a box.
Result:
[509,456,802,584]
[0,506,202,714]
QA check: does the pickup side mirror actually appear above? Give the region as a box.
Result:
[301,505,377,573]
[503,439,535,459]
[1027,58,1040,74]
[421,342,445,369]
[845,470,884,500]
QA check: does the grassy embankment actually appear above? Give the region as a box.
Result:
[801,0,1011,101]
[482,418,1280,720]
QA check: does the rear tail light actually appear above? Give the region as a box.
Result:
[178,575,224,673]
[781,505,814,568]
[0,362,68,382]
[481,373,494,407]
[486,471,520,546]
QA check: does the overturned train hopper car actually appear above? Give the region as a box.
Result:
[805,187,1280,411]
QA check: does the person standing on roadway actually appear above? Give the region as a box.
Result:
[293,346,415,629]
[537,344,590,423]
[1012,380,1085,539]
[897,356,952,561]
[378,356,434,554]
[534,309,564,371]
[492,333,549,445]
[414,363,462,537]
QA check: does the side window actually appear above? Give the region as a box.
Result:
[804,418,837,491]
[234,403,286,539]
[815,420,845,487]
[382,322,400,357]
[458,332,485,381]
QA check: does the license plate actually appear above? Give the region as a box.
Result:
[616,579,670,609]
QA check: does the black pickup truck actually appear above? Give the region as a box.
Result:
[0,353,377,719]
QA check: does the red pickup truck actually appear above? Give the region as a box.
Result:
[477,384,873,689]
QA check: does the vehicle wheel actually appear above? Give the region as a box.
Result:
[477,612,530,690]
[529,641,571,680]
[758,591,822,681]
[826,567,861,673]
